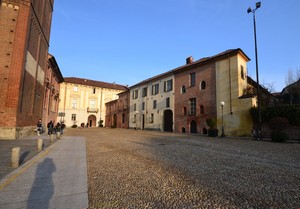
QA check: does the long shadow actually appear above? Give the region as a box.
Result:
[19,151,30,165]
[27,158,56,209]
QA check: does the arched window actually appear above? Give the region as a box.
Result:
[200,105,204,114]
[181,85,186,94]
[200,81,206,90]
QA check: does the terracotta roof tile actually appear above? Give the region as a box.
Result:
[64,77,128,91]
[131,48,250,88]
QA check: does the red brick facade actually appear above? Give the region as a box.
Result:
[105,91,130,129]
[0,0,54,139]
[174,62,217,134]
[42,54,64,128]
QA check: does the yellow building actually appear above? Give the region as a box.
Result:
[57,77,127,127]
[215,50,256,136]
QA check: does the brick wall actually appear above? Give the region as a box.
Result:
[174,63,217,134]
[105,91,130,129]
[0,0,54,139]
[0,2,30,128]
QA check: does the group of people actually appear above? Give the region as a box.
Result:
[36,119,65,135]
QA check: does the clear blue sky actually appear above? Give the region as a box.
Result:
[49,0,300,92]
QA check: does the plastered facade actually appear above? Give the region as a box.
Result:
[58,81,125,127]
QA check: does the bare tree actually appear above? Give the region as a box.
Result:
[285,68,295,86]
[285,67,300,86]
[261,80,276,93]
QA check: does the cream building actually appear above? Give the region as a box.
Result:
[129,73,175,132]
[57,77,127,127]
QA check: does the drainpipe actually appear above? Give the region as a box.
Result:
[228,56,233,114]
[99,87,103,125]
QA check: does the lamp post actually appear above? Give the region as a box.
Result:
[247,2,262,140]
[220,101,225,137]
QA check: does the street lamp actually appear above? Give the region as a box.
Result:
[220,101,225,137]
[247,2,262,140]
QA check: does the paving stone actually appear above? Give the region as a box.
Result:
[67,128,300,209]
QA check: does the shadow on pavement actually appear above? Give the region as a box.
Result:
[27,157,56,209]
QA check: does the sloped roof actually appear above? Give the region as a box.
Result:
[48,54,64,83]
[130,48,250,88]
[281,79,300,94]
[64,77,128,91]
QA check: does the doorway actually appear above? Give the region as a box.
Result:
[164,110,173,132]
[87,115,96,127]
[113,114,117,128]
[190,120,197,133]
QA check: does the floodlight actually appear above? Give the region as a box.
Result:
[247,7,252,13]
[256,2,261,9]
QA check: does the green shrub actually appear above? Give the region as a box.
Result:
[270,131,289,142]
[268,117,290,131]
[250,105,300,125]
[206,118,217,130]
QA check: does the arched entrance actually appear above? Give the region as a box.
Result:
[190,120,197,133]
[113,114,117,128]
[88,115,96,127]
[164,110,173,132]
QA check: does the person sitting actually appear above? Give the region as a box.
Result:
[36,119,43,134]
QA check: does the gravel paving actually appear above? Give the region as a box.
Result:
[66,128,300,209]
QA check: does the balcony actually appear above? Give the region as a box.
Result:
[87,107,98,113]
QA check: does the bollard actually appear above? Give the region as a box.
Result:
[11,147,20,168]
[50,134,54,143]
[37,139,43,152]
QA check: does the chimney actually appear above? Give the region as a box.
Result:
[186,56,194,64]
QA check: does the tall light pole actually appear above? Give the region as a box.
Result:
[248,2,262,140]
[220,101,225,137]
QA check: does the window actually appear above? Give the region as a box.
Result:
[241,65,245,79]
[142,87,147,97]
[181,85,186,94]
[164,79,173,92]
[133,103,136,111]
[72,98,78,109]
[166,97,170,108]
[153,100,157,109]
[200,105,204,114]
[190,98,196,115]
[73,85,78,92]
[200,81,206,90]
[152,84,159,95]
[142,102,145,110]
[132,90,138,99]
[71,114,76,121]
[149,114,154,123]
[122,114,125,123]
[190,72,196,87]
[90,100,96,109]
